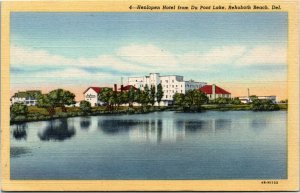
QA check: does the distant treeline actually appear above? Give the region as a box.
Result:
[10,88,286,123]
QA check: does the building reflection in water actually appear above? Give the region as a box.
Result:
[97,116,232,143]
[38,119,76,141]
[129,118,232,143]
[13,123,28,140]
[128,119,185,143]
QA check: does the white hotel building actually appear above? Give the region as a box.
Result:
[128,73,206,106]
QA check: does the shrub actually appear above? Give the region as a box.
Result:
[127,107,135,114]
[57,112,68,118]
[251,99,280,111]
[13,115,27,122]
[11,103,28,116]
[79,100,92,114]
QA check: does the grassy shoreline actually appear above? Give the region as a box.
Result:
[10,104,287,124]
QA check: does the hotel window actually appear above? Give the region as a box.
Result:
[176,85,177,87]
[166,80,168,83]
[166,85,168,88]
[172,85,174,88]
[172,80,174,83]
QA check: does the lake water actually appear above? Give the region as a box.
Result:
[10,111,287,180]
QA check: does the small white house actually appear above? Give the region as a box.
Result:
[10,97,37,106]
[257,96,277,103]
[83,87,107,107]
[238,96,277,104]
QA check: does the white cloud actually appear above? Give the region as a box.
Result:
[11,45,76,66]
[234,45,287,66]
[11,44,287,77]
[117,44,179,67]
[178,46,247,69]
[77,55,148,72]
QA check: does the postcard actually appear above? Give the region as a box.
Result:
[1,0,299,191]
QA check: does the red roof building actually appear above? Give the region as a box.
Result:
[83,87,112,94]
[118,85,138,91]
[83,87,113,107]
[199,84,231,100]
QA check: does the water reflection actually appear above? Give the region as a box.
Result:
[182,120,212,132]
[251,119,267,133]
[98,119,140,134]
[13,123,27,140]
[176,119,232,134]
[126,118,232,143]
[80,117,91,130]
[38,119,76,141]
[99,118,233,143]
[215,119,232,132]
[10,146,31,157]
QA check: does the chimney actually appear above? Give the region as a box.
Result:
[114,84,117,92]
[247,88,250,97]
[212,84,216,99]
[121,85,124,92]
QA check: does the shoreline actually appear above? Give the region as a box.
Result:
[10,104,287,125]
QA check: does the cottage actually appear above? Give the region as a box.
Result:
[83,87,108,107]
[10,90,42,106]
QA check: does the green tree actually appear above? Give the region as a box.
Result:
[47,89,76,112]
[37,94,56,116]
[79,100,91,114]
[214,97,230,105]
[99,88,115,111]
[251,99,280,111]
[249,95,258,102]
[128,86,135,107]
[10,103,28,121]
[134,89,142,105]
[14,90,42,99]
[183,90,208,111]
[194,90,209,107]
[122,91,129,106]
[231,97,242,105]
[115,91,128,108]
[173,93,185,107]
[142,85,150,106]
[156,83,164,106]
[150,85,156,106]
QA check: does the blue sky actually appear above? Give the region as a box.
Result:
[10,12,288,98]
